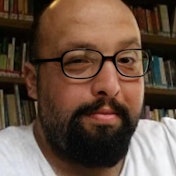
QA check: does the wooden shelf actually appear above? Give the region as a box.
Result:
[0,77,27,95]
[123,0,176,6]
[0,18,32,39]
[0,77,25,85]
[145,87,176,95]
[145,87,176,108]
[0,18,32,30]
[142,34,176,46]
[141,34,176,56]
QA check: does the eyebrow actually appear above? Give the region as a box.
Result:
[118,37,142,48]
[59,37,141,55]
[60,42,98,52]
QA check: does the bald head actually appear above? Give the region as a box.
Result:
[33,0,140,59]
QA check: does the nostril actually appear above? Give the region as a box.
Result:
[97,90,108,96]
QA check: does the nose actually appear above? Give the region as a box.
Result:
[91,61,120,98]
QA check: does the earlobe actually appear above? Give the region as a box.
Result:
[23,62,38,100]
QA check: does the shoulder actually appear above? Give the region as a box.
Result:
[0,124,36,159]
[0,124,55,175]
[122,118,176,175]
[136,117,176,140]
[132,118,176,148]
[0,125,36,174]
[0,124,34,146]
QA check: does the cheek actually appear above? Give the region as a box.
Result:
[40,64,91,110]
[50,81,91,111]
[121,79,144,116]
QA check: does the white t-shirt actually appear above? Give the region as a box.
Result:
[0,118,176,176]
[0,124,55,176]
[120,117,176,176]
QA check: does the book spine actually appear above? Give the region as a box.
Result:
[3,0,9,19]
[0,89,5,129]
[9,0,18,19]
[171,7,176,38]
[151,56,162,87]
[158,57,167,88]
[146,9,153,34]
[18,0,24,20]
[6,93,19,126]
[158,4,171,37]
[0,0,4,17]
[14,84,24,125]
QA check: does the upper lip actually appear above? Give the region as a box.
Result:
[92,107,117,115]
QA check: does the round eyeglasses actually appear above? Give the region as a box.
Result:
[31,48,151,79]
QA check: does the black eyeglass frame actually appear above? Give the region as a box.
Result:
[31,48,151,79]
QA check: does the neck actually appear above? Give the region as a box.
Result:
[33,120,125,176]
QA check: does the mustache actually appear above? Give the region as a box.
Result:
[70,98,130,122]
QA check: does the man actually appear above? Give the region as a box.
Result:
[0,0,176,175]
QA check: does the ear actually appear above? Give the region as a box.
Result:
[23,62,38,100]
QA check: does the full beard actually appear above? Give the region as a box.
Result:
[38,95,141,168]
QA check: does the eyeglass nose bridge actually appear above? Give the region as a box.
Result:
[98,54,123,76]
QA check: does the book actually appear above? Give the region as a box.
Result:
[0,43,7,70]
[133,7,147,34]
[164,60,172,88]
[149,56,169,88]
[151,7,161,35]
[0,0,4,17]
[28,100,36,122]
[3,0,9,19]
[9,0,18,19]
[21,42,27,76]
[146,9,153,34]
[171,7,176,38]
[158,56,167,88]
[27,0,34,21]
[5,93,19,126]
[144,105,151,119]
[165,60,176,88]
[18,0,24,20]
[158,4,171,37]
[166,109,175,119]
[7,37,16,71]
[0,37,8,70]
[152,109,160,121]
[14,84,24,125]
[0,89,5,129]
[14,45,21,73]
[151,55,162,87]
[21,100,31,125]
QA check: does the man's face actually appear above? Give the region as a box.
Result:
[35,0,144,168]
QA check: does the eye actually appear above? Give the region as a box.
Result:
[64,56,92,66]
[67,57,88,64]
[117,57,136,65]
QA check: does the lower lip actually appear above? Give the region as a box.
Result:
[88,113,119,124]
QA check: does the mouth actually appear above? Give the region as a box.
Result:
[87,107,121,125]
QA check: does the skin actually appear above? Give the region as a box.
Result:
[24,0,144,175]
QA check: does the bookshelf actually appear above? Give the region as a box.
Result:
[142,34,176,56]
[0,18,32,30]
[0,0,35,129]
[0,0,176,127]
[123,0,176,120]
[145,87,176,109]
[0,77,25,93]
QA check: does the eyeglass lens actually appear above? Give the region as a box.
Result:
[62,49,149,78]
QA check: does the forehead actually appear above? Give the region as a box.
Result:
[46,0,136,26]
[38,0,140,56]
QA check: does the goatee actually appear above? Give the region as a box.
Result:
[39,98,139,168]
